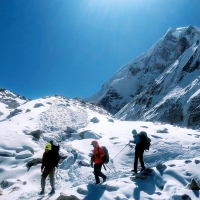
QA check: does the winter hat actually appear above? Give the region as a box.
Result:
[132,129,137,135]
[45,143,52,150]
[91,140,98,145]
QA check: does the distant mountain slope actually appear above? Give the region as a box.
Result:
[85,25,200,128]
[0,88,30,120]
[0,87,29,108]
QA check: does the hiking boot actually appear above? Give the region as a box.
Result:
[49,188,55,195]
[131,169,138,172]
[39,189,44,195]
[103,177,107,182]
[141,167,146,172]
[95,182,100,185]
[133,171,137,175]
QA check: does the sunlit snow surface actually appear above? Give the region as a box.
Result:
[0,96,200,200]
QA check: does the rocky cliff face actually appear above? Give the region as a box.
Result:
[86,25,200,128]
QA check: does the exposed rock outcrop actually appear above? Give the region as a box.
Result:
[56,192,80,200]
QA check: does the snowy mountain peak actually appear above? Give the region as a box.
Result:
[85,26,200,128]
[0,87,29,108]
[0,88,30,120]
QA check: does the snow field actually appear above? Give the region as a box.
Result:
[0,97,200,199]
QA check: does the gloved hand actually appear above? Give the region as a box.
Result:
[88,153,93,157]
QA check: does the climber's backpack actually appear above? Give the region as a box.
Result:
[100,146,109,164]
[50,141,60,167]
[138,131,151,151]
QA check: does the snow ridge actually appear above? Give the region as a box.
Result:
[85,25,200,128]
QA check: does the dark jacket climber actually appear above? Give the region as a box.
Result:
[40,143,55,195]
[129,129,145,174]
[91,140,107,185]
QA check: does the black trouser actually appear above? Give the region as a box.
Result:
[134,145,145,172]
[94,163,106,184]
[41,167,55,189]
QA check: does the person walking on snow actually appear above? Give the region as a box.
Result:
[129,129,145,174]
[40,143,56,195]
[90,140,107,185]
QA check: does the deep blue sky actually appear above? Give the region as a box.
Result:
[0,0,200,99]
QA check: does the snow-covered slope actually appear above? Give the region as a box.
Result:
[0,88,29,121]
[85,25,200,128]
[0,92,200,199]
[0,88,28,107]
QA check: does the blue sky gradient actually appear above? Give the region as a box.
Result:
[0,0,200,99]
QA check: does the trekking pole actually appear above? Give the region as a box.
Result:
[105,164,118,179]
[103,163,107,171]
[112,143,129,160]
